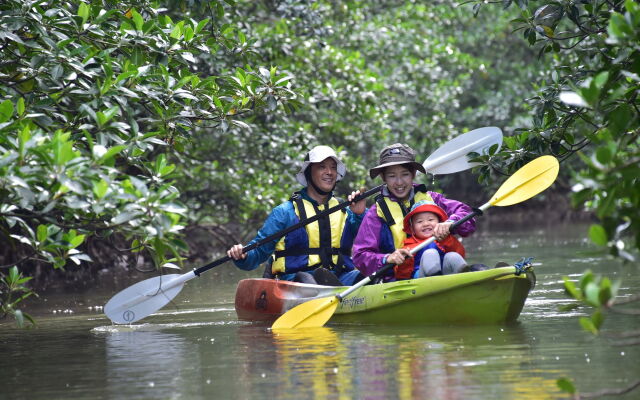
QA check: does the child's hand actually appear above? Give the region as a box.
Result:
[434,221,453,241]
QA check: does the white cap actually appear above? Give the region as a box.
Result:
[295,145,347,186]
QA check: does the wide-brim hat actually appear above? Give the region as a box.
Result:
[369,143,426,179]
[296,145,346,186]
[403,200,448,234]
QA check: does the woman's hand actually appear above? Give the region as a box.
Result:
[227,244,246,260]
[385,248,412,265]
[348,187,367,215]
[434,221,453,241]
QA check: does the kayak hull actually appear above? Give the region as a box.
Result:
[234,266,535,325]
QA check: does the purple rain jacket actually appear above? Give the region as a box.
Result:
[352,185,476,277]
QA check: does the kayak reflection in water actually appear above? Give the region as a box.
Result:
[227,145,367,286]
[352,143,477,281]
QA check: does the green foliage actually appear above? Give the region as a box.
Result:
[176,1,538,233]
[0,0,528,266]
[472,0,640,258]
[588,224,608,246]
[556,377,576,395]
[563,270,621,334]
[0,0,297,316]
[0,266,37,327]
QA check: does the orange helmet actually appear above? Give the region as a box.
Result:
[403,200,448,234]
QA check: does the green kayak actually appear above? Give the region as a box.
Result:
[235,265,535,325]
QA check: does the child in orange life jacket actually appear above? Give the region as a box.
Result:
[394,200,467,279]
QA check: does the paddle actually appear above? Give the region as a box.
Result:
[104,127,503,324]
[271,155,560,329]
[423,126,502,174]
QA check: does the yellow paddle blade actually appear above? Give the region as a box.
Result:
[490,155,559,207]
[272,296,339,329]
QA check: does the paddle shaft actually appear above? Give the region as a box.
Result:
[336,205,487,300]
[192,184,384,276]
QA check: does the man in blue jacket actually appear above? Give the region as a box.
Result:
[227,145,366,286]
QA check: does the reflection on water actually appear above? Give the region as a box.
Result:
[271,327,343,399]
[265,324,564,400]
[2,222,639,400]
[103,330,199,400]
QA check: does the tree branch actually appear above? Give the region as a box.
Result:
[578,379,640,399]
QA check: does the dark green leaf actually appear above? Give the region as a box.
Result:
[0,99,14,123]
[607,104,632,135]
[579,316,598,334]
[590,309,604,331]
[556,378,576,394]
[563,277,582,300]
[595,147,612,164]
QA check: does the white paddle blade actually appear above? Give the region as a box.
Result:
[104,272,195,324]
[423,127,502,175]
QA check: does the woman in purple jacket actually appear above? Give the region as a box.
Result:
[352,143,476,279]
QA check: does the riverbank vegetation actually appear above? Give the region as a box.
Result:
[470,1,639,397]
[1,0,637,354]
[0,0,543,316]
[2,0,638,397]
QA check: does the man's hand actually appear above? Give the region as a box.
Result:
[227,244,246,260]
[348,187,367,215]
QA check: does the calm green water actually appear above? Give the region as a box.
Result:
[2,222,639,400]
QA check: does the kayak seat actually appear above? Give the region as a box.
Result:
[262,264,275,278]
[294,271,317,284]
[313,267,343,286]
[461,264,490,272]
